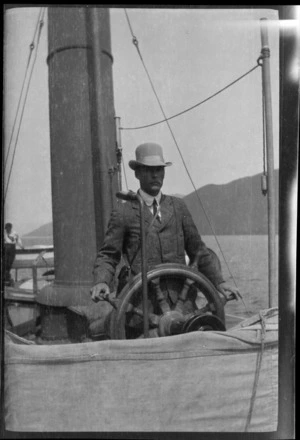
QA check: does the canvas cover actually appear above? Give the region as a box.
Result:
[4,308,278,433]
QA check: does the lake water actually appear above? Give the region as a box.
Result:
[22,236,53,247]
[202,235,278,318]
[20,234,278,319]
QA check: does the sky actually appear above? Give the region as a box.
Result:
[3,6,281,236]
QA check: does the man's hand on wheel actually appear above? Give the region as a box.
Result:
[90,282,110,302]
[217,281,240,301]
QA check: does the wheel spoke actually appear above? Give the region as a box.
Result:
[126,304,159,327]
[196,302,216,314]
[150,278,171,314]
[174,278,194,313]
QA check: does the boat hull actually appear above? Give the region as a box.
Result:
[4,308,278,432]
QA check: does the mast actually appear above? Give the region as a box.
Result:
[260,18,277,308]
[37,7,118,336]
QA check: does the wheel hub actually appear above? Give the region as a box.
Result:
[158,311,186,336]
[183,314,226,333]
[157,311,226,336]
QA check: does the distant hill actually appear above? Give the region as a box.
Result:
[24,170,279,238]
[183,170,279,235]
[171,193,185,199]
[24,222,53,237]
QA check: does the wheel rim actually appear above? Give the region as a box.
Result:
[109,263,225,339]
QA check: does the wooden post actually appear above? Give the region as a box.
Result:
[116,191,149,338]
[137,194,149,338]
[260,18,277,308]
[115,116,122,191]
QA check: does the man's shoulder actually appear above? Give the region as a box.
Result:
[113,199,139,216]
[164,194,187,207]
[164,195,193,219]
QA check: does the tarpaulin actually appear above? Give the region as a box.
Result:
[4,308,278,432]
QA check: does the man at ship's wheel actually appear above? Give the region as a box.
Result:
[91,143,239,311]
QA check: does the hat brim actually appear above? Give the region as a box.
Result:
[129,160,172,170]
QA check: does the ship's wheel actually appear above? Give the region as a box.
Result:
[109,263,226,339]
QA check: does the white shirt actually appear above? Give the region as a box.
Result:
[138,189,162,221]
[4,229,22,247]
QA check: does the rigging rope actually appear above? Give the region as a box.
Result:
[4,8,46,203]
[123,8,253,297]
[121,64,260,131]
[257,53,268,197]
[4,8,44,170]
[245,311,266,431]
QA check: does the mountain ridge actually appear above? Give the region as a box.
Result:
[24,170,279,238]
[183,170,279,235]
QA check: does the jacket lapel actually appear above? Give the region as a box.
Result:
[157,195,173,231]
[143,204,153,227]
[131,194,174,230]
[131,199,153,227]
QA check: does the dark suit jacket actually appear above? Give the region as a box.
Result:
[93,194,224,288]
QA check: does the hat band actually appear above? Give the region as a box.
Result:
[137,155,166,165]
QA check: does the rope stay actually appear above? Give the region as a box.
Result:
[245,310,267,431]
[121,64,260,131]
[4,7,44,171]
[4,7,46,202]
[123,8,256,296]
[257,51,270,198]
[261,69,268,196]
[260,87,268,196]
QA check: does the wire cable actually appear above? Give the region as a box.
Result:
[121,64,260,131]
[4,8,46,203]
[4,8,44,169]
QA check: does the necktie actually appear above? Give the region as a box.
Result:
[152,199,160,221]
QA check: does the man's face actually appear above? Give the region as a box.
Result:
[135,166,165,196]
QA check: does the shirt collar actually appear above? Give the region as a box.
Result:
[138,189,162,206]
